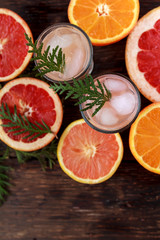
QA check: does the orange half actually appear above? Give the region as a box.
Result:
[68,0,140,45]
[129,102,160,174]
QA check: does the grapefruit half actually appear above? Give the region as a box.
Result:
[126,6,160,102]
[0,77,63,151]
[0,8,33,82]
[57,119,123,184]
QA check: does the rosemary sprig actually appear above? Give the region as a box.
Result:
[0,147,11,205]
[25,33,65,77]
[14,140,57,171]
[50,75,112,116]
[0,138,57,205]
[0,103,53,142]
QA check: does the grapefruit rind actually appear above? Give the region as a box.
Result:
[125,6,160,102]
[68,0,140,46]
[57,119,123,184]
[0,78,63,151]
[129,103,160,174]
[0,8,33,82]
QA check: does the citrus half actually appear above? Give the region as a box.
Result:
[0,8,33,82]
[129,102,160,174]
[68,0,140,46]
[0,77,63,151]
[57,119,123,184]
[126,6,160,102]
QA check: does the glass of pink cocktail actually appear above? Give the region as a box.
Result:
[80,73,141,133]
[35,23,93,83]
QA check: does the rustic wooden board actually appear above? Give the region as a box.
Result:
[0,0,160,239]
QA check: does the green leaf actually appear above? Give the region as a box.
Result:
[0,137,58,205]
[0,147,11,206]
[50,75,112,116]
[14,139,57,171]
[0,103,53,142]
[25,33,65,76]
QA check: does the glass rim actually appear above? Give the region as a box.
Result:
[79,73,141,134]
[34,23,93,83]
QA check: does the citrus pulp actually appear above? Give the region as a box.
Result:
[68,0,140,46]
[0,77,63,151]
[129,102,160,174]
[57,119,123,184]
[0,8,33,81]
[126,7,160,102]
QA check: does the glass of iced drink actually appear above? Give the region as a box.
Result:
[80,73,141,133]
[35,23,93,83]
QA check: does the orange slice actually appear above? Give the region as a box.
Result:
[129,102,160,174]
[68,0,140,46]
[57,119,123,184]
[0,77,63,151]
[126,7,160,102]
[0,8,33,82]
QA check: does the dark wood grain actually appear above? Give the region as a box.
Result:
[0,0,160,240]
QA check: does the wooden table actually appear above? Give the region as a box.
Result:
[0,0,160,239]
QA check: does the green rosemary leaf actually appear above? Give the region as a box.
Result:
[44,46,50,60]
[81,97,100,112]
[22,132,34,140]
[79,79,86,89]
[0,172,10,177]
[0,187,8,196]
[50,75,112,116]
[6,104,12,118]
[0,103,52,142]
[14,139,57,170]
[0,147,10,161]
[92,101,106,117]
[12,130,28,135]
[0,180,11,187]
[75,95,91,105]
[27,133,43,142]
[97,79,104,95]
[23,115,32,128]
[89,75,97,92]
[25,33,65,76]
[103,83,112,100]
[35,120,52,133]
[41,120,51,131]
[15,150,26,164]
[0,147,11,205]
[7,127,25,133]
[1,123,15,128]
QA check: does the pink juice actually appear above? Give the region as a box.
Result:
[81,74,141,133]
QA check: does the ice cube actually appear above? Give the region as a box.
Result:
[64,47,84,78]
[45,33,73,51]
[110,91,136,115]
[95,107,119,126]
[104,78,127,92]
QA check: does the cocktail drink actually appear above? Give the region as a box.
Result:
[80,74,141,133]
[35,23,93,82]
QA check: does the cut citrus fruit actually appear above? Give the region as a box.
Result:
[57,119,123,184]
[0,77,63,151]
[129,102,160,174]
[68,0,140,46]
[126,7,160,102]
[0,8,33,82]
